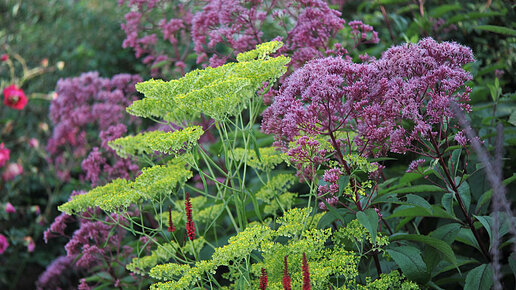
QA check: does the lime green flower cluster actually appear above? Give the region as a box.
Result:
[58,158,192,214]
[255,173,297,215]
[127,241,179,276]
[230,147,286,172]
[147,207,417,289]
[109,126,204,158]
[128,41,289,122]
[332,219,389,250]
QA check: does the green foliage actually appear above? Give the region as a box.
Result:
[230,147,286,172]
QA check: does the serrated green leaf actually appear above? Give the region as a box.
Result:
[356,209,379,244]
[389,234,458,267]
[464,264,493,290]
[457,181,471,212]
[430,223,461,244]
[441,193,454,216]
[386,246,429,283]
[406,194,432,211]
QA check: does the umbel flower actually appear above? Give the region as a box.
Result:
[3,84,28,110]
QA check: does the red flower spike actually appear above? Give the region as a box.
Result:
[282,255,292,290]
[185,193,195,240]
[3,85,28,110]
[259,268,268,290]
[302,253,311,290]
[168,206,175,232]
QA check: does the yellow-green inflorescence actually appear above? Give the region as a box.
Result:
[148,207,418,290]
[58,158,192,214]
[109,126,204,158]
[255,173,298,215]
[128,41,289,122]
[230,146,287,172]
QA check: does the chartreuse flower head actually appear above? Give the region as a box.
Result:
[147,207,417,289]
[109,126,204,158]
[58,158,192,214]
[128,41,289,122]
[230,146,287,172]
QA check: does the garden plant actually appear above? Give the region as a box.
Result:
[1,0,515,289]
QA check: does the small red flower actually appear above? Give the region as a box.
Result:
[168,206,175,232]
[282,255,292,290]
[0,54,8,62]
[185,193,195,240]
[3,85,28,110]
[302,253,311,290]
[259,268,268,290]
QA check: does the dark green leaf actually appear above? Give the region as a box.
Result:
[386,246,429,283]
[338,175,350,197]
[430,223,461,244]
[390,234,458,267]
[406,194,432,211]
[441,193,454,216]
[356,208,379,244]
[388,205,458,220]
[475,25,516,36]
[509,253,516,279]
[464,264,493,290]
[457,181,471,212]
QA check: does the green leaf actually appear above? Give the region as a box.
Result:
[387,205,458,221]
[382,184,445,196]
[474,215,492,246]
[430,4,462,18]
[475,25,516,36]
[448,149,462,177]
[456,228,480,251]
[249,129,261,162]
[389,234,458,267]
[317,208,352,229]
[441,193,454,216]
[356,208,379,244]
[509,253,516,279]
[338,175,350,197]
[457,181,471,212]
[386,246,429,283]
[464,264,493,290]
[406,194,432,211]
[476,173,516,211]
[430,223,461,244]
[509,111,516,127]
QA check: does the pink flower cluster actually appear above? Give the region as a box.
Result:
[263,37,474,158]
[47,72,141,184]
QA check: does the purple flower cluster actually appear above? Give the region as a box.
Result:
[120,0,378,75]
[36,255,76,290]
[318,168,343,209]
[47,72,141,185]
[119,0,192,76]
[263,37,474,158]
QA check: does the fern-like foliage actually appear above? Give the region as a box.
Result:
[128,41,289,122]
[109,126,204,158]
[59,158,192,214]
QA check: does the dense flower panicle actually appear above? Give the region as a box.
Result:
[3,84,28,110]
[318,167,343,209]
[36,255,75,290]
[47,72,141,183]
[0,234,8,254]
[185,193,195,241]
[0,143,9,167]
[348,20,379,47]
[263,37,475,160]
[302,253,311,290]
[259,268,268,290]
[44,211,74,243]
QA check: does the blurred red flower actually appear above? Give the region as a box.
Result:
[0,54,8,62]
[3,85,28,110]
